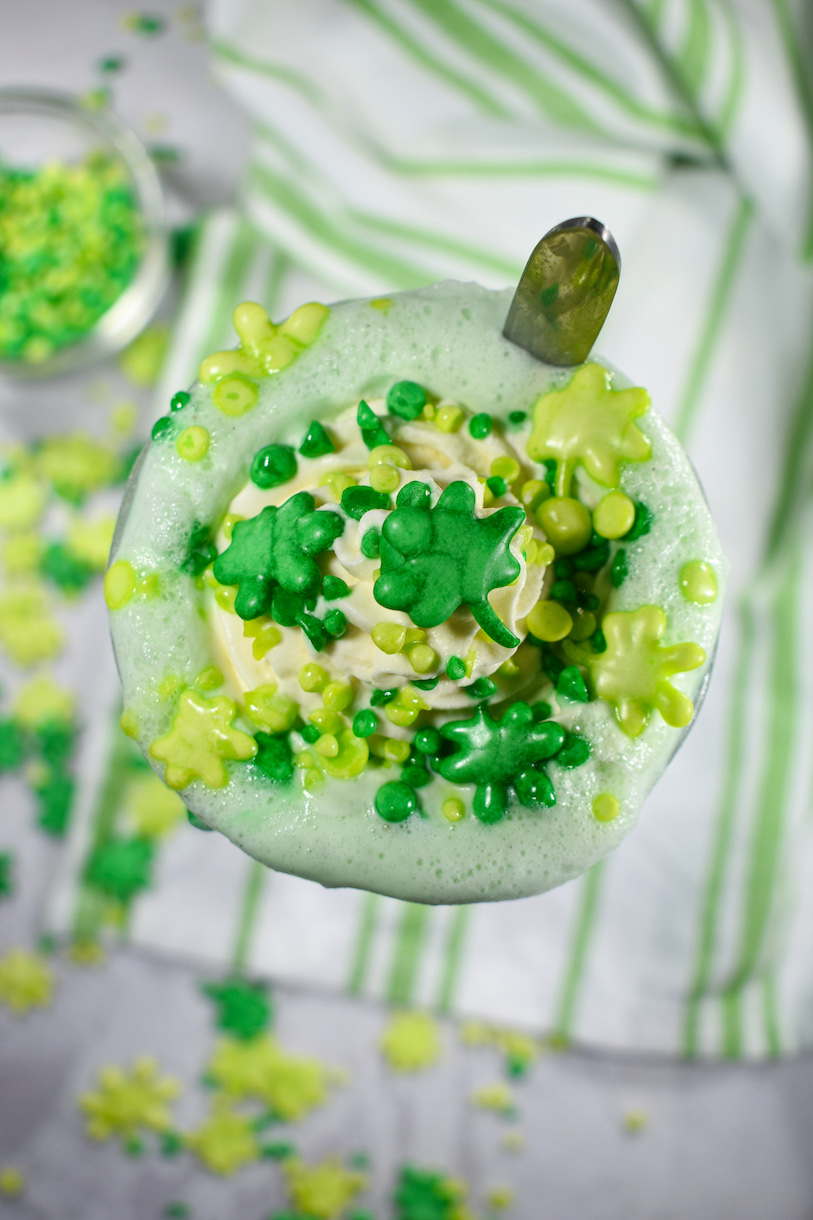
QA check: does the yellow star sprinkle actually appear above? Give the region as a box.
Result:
[0,583,64,665]
[34,434,120,501]
[589,606,705,737]
[527,362,651,490]
[380,1011,442,1073]
[282,1156,367,1220]
[1,532,43,575]
[0,473,45,530]
[207,1034,334,1121]
[149,690,257,789]
[0,1168,25,1196]
[0,949,53,1014]
[14,674,75,728]
[123,773,186,837]
[471,1083,515,1115]
[67,514,117,571]
[79,1057,179,1143]
[185,1098,258,1175]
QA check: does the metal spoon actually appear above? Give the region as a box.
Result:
[503,216,620,366]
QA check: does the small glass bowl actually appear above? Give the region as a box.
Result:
[0,88,169,379]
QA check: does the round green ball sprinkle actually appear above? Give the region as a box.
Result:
[486,475,506,498]
[324,608,348,638]
[322,574,350,600]
[508,410,527,426]
[301,724,321,744]
[414,727,441,755]
[170,390,190,412]
[469,413,492,439]
[401,761,431,789]
[250,444,297,489]
[387,380,427,420]
[360,528,381,559]
[446,655,466,681]
[467,676,497,699]
[151,416,173,441]
[353,709,377,738]
[374,780,418,822]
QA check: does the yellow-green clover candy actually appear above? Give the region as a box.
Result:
[589,606,705,737]
[527,362,651,491]
[79,1057,179,1144]
[199,301,329,384]
[150,690,257,788]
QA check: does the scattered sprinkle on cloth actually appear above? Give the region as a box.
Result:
[45,0,813,1061]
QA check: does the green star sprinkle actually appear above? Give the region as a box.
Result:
[438,702,566,823]
[84,836,154,903]
[149,691,257,789]
[79,1057,179,1144]
[202,978,272,1041]
[589,606,706,737]
[213,492,344,622]
[374,480,524,648]
[527,362,651,493]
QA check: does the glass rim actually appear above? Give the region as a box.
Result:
[0,87,170,380]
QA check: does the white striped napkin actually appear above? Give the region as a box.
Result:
[49,0,813,1059]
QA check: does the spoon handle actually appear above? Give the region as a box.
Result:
[503,217,620,367]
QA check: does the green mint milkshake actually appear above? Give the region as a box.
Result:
[106,281,724,903]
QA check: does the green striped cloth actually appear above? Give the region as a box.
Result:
[52,0,813,1058]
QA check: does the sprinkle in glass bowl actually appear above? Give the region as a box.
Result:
[0,88,168,379]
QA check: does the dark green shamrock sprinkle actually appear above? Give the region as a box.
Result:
[85,836,154,902]
[439,702,565,823]
[202,977,271,1040]
[374,480,523,648]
